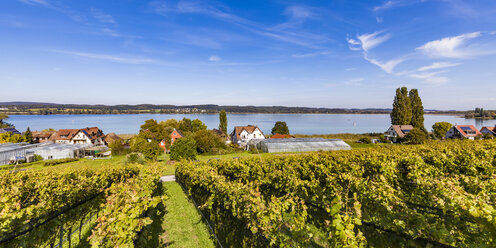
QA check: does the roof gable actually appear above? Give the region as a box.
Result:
[454,125,481,137]
[390,125,414,138]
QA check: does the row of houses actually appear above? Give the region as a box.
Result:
[31,127,120,145]
[386,124,496,141]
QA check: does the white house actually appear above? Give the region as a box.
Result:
[230,125,265,146]
[385,125,414,142]
[446,125,482,140]
[50,127,105,145]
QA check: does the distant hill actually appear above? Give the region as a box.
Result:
[0,101,461,115]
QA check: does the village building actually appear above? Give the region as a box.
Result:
[50,127,106,145]
[385,125,414,142]
[32,131,55,143]
[104,133,122,144]
[230,125,265,147]
[270,133,295,139]
[480,126,496,137]
[0,128,21,135]
[161,128,183,152]
[445,125,482,140]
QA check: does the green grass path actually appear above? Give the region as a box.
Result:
[161,182,216,248]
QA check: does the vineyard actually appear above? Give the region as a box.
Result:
[0,162,165,247]
[176,140,496,247]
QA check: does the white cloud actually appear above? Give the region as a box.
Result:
[56,50,163,64]
[417,62,459,71]
[376,17,383,23]
[365,55,404,73]
[345,78,364,86]
[356,31,390,52]
[292,51,329,58]
[17,0,49,6]
[347,32,402,73]
[275,5,315,29]
[91,8,116,24]
[208,55,222,62]
[416,32,481,58]
[373,0,424,11]
[409,70,449,85]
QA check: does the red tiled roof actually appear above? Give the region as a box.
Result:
[32,131,55,139]
[270,133,295,139]
[231,125,263,140]
[391,125,414,138]
[50,129,79,141]
[454,125,481,137]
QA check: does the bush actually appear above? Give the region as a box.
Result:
[33,154,43,162]
[192,130,226,154]
[170,137,197,161]
[432,122,452,139]
[130,132,163,160]
[358,137,372,144]
[109,140,126,155]
[483,133,494,140]
[43,158,79,166]
[126,153,145,165]
[403,128,428,144]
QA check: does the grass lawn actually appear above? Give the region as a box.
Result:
[161,182,216,248]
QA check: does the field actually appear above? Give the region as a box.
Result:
[1,140,495,247]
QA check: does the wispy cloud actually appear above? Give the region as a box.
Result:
[345,78,364,86]
[365,55,404,73]
[373,0,424,12]
[208,55,221,62]
[274,5,315,29]
[417,61,459,71]
[376,17,383,23]
[347,31,403,73]
[416,32,481,58]
[409,70,449,85]
[151,1,327,49]
[17,0,49,6]
[55,50,165,65]
[91,8,116,25]
[292,51,330,58]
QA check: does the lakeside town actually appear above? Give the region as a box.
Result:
[3,1,496,247]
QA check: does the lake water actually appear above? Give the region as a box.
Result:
[6,114,496,135]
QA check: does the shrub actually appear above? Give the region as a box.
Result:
[170,137,197,161]
[43,158,79,166]
[126,153,145,165]
[192,130,226,154]
[432,122,452,139]
[483,133,494,140]
[403,128,428,144]
[33,154,43,162]
[358,137,372,144]
[109,140,126,155]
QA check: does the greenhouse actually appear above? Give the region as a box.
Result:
[26,143,92,160]
[0,143,37,165]
[258,138,351,153]
[0,143,94,165]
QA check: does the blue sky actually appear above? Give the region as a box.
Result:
[1,0,496,110]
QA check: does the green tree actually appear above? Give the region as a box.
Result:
[192,119,207,132]
[409,89,425,131]
[192,130,226,154]
[24,127,33,144]
[179,118,193,133]
[140,119,167,142]
[0,132,26,143]
[432,122,452,139]
[170,136,197,161]
[271,121,289,135]
[390,87,412,125]
[219,110,228,134]
[403,128,428,144]
[0,113,11,128]
[109,140,125,155]
[130,131,162,160]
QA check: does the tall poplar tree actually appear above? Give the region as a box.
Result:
[409,89,425,130]
[390,87,412,125]
[219,110,228,134]
[25,127,33,144]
